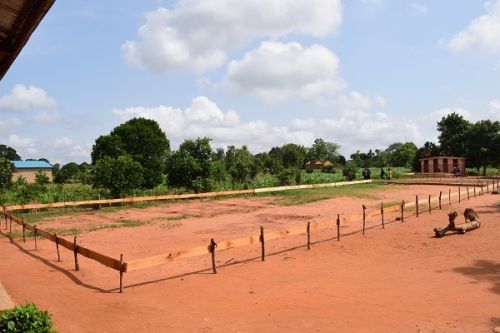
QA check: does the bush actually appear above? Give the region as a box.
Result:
[0,303,56,333]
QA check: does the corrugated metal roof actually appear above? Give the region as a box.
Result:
[12,160,52,168]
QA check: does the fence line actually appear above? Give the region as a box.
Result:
[1,180,496,293]
[2,180,372,213]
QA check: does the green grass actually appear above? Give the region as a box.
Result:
[258,183,385,206]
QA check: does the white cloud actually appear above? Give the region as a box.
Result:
[411,2,429,15]
[488,99,500,119]
[329,91,386,112]
[421,107,473,123]
[0,84,57,112]
[33,110,62,123]
[52,137,74,149]
[224,42,346,102]
[112,95,425,156]
[446,0,500,53]
[0,118,23,132]
[122,0,343,72]
[8,134,38,156]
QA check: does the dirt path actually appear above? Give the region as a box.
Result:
[0,185,498,332]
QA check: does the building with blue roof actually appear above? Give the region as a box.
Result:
[11,160,53,183]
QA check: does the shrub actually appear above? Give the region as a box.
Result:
[0,303,56,333]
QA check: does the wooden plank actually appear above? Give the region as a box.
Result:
[36,228,56,241]
[56,237,75,251]
[77,245,121,271]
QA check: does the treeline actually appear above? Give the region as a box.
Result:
[0,113,498,199]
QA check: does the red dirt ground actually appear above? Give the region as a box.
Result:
[0,184,499,332]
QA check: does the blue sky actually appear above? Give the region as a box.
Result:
[1,0,499,164]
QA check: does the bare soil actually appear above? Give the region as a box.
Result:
[0,184,499,332]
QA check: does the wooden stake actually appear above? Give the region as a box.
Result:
[3,211,7,229]
[9,214,12,233]
[481,184,483,196]
[22,218,25,243]
[458,186,461,203]
[119,254,124,293]
[55,234,61,262]
[474,186,476,197]
[306,222,311,250]
[401,200,405,222]
[210,239,217,274]
[73,236,79,271]
[336,214,340,241]
[380,203,385,229]
[259,226,265,261]
[34,225,38,251]
[467,186,470,200]
[439,191,442,209]
[362,205,367,235]
[416,195,419,218]
[428,195,431,214]
[449,189,451,205]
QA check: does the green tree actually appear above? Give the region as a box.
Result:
[34,170,50,185]
[306,138,340,163]
[93,155,144,198]
[167,137,214,192]
[0,144,21,160]
[225,145,256,184]
[385,142,418,168]
[465,120,500,175]
[54,162,80,183]
[437,113,471,156]
[92,118,170,188]
[280,143,307,169]
[0,157,13,190]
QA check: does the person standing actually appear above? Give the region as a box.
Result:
[380,168,386,179]
[387,168,392,180]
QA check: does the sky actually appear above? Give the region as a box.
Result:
[1,0,500,165]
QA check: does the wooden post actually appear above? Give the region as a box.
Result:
[259,226,265,262]
[474,186,476,197]
[428,195,431,214]
[336,214,340,241]
[3,210,7,229]
[73,236,79,271]
[467,186,470,200]
[210,239,217,274]
[416,195,419,218]
[458,186,461,203]
[380,203,385,229]
[306,222,311,250]
[119,254,124,293]
[481,184,484,196]
[362,205,367,235]
[401,200,405,222]
[22,218,25,243]
[34,225,38,251]
[439,191,442,209]
[55,234,61,262]
[9,214,12,234]
[448,189,451,205]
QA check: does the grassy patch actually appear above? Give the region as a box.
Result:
[259,183,385,206]
[118,219,142,227]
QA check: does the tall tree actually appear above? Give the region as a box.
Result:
[93,155,144,198]
[92,118,170,188]
[167,137,214,192]
[465,120,500,175]
[0,157,13,190]
[225,145,256,184]
[437,113,471,156]
[412,141,440,171]
[0,145,21,160]
[306,138,340,162]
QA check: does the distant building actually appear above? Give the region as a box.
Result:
[306,160,332,171]
[418,156,465,175]
[11,161,53,183]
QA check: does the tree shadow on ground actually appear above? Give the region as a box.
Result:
[452,259,500,296]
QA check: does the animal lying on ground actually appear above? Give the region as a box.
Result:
[434,208,480,238]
